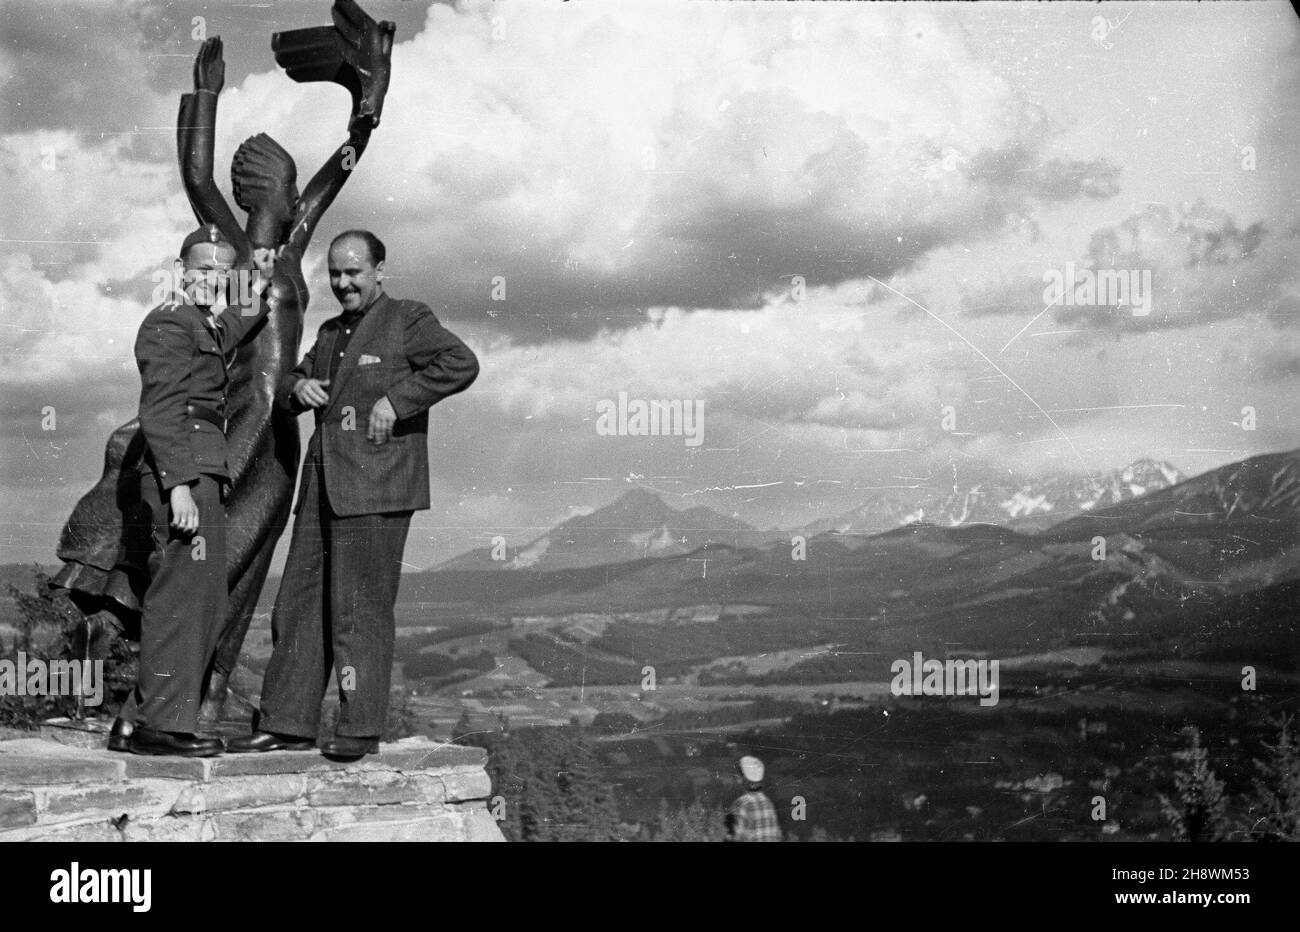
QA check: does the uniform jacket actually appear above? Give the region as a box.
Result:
[277,293,479,517]
[135,293,270,491]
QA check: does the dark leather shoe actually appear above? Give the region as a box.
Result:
[128,725,223,757]
[106,718,133,753]
[321,735,380,762]
[226,730,317,753]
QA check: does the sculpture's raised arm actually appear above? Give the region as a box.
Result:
[178,37,250,260]
[288,117,373,253]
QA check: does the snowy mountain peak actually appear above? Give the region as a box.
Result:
[806,458,1188,538]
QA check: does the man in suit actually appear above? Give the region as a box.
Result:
[121,224,277,756]
[230,230,479,760]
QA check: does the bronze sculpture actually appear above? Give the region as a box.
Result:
[51,0,395,723]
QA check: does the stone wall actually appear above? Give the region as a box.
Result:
[0,734,504,842]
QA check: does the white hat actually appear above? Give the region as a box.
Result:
[738,755,765,783]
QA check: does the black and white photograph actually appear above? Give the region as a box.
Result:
[0,0,1296,891]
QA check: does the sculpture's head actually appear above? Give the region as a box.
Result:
[231,133,299,248]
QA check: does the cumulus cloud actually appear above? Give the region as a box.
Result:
[177,0,1123,339]
[477,277,1000,459]
[0,251,146,388]
[1049,201,1288,331]
[946,201,1296,345]
[0,0,1131,390]
[0,0,172,136]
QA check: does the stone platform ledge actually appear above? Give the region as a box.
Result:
[0,734,505,842]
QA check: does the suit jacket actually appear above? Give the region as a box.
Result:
[277,293,479,517]
[135,293,270,491]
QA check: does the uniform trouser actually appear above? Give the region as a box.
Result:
[122,472,228,734]
[258,461,412,739]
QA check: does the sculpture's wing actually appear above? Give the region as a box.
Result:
[272,0,394,128]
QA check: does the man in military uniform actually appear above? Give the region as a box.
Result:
[230,229,478,760]
[119,224,278,756]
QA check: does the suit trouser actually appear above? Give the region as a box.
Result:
[124,472,228,734]
[258,461,412,739]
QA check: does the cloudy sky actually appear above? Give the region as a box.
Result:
[2,0,1298,570]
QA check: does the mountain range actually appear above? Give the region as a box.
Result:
[400,449,1298,675]
[434,458,1187,573]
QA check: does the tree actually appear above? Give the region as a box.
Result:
[647,798,726,842]
[458,722,622,841]
[1160,726,1229,842]
[554,732,620,841]
[1242,715,1300,842]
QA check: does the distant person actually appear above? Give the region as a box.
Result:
[229,229,478,761]
[725,755,782,841]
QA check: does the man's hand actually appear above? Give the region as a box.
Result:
[368,395,397,444]
[193,37,225,94]
[292,378,331,409]
[170,483,200,534]
[251,246,278,294]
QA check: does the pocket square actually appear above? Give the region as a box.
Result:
[358,354,382,366]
